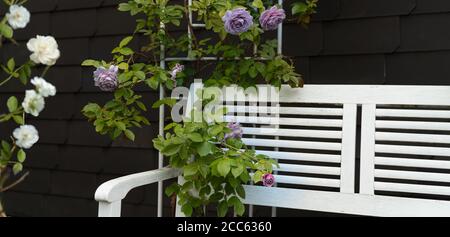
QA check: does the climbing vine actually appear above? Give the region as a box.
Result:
[82,0,317,217]
[0,0,60,217]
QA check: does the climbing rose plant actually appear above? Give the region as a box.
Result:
[0,0,60,217]
[81,0,317,217]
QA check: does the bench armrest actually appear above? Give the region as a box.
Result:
[95,167,181,203]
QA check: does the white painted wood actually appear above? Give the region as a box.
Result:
[376,132,450,144]
[98,84,450,217]
[98,201,122,217]
[184,82,204,121]
[175,176,186,217]
[274,164,341,175]
[242,127,342,139]
[243,186,450,217]
[277,85,450,105]
[360,104,376,195]
[374,182,450,196]
[376,109,450,119]
[375,144,450,157]
[375,169,450,183]
[221,85,450,105]
[274,174,340,187]
[95,167,181,205]
[376,120,450,131]
[340,104,357,193]
[227,106,343,116]
[253,150,341,163]
[224,116,342,127]
[375,157,450,169]
[242,138,342,151]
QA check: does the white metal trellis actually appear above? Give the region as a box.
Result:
[156,0,284,217]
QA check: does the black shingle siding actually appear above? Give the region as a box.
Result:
[3,0,450,217]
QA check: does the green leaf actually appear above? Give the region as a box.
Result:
[195,141,213,157]
[135,71,146,80]
[12,115,24,125]
[0,23,13,38]
[162,143,182,156]
[187,133,203,142]
[217,200,228,217]
[7,58,15,72]
[198,164,209,178]
[119,47,134,56]
[81,59,100,67]
[210,192,224,202]
[82,103,100,113]
[252,0,264,9]
[119,36,133,48]
[165,183,179,197]
[181,204,193,217]
[7,96,18,112]
[249,66,258,78]
[12,163,23,175]
[118,62,129,70]
[116,122,127,131]
[217,159,231,177]
[229,196,245,216]
[183,164,198,176]
[152,98,177,109]
[255,62,266,74]
[124,129,135,141]
[1,140,11,152]
[253,170,264,183]
[146,77,159,90]
[136,101,147,111]
[112,128,122,139]
[231,165,244,178]
[208,125,223,136]
[118,3,132,12]
[17,149,26,163]
[292,2,307,15]
[236,185,246,199]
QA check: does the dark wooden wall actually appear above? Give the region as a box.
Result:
[1,0,450,216]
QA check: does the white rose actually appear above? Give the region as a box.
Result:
[22,90,45,117]
[13,125,39,149]
[6,5,30,30]
[31,77,56,97]
[27,35,61,66]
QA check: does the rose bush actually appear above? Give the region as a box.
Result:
[0,0,60,217]
[81,0,318,217]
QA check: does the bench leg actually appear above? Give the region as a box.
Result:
[98,201,122,217]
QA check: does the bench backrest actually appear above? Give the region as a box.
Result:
[180,83,450,216]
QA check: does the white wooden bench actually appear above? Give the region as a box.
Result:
[95,84,450,217]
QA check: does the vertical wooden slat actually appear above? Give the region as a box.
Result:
[175,176,186,217]
[340,104,357,193]
[98,201,122,217]
[360,104,376,195]
[248,99,257,217]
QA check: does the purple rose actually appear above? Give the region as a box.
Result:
[262,173,275,187]
[222,8,253,35]
[259,6,286,31]
[224,122,243,140]
[170,63,184,86]
[94,65,119,92]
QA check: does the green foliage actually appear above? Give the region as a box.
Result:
[0,21,13,39]
[0,2,59,214]
[80,0,318,216]
[153,109,278,217]
[292,0,319,27]
[0,140,27,176]
[81,87,150,141]
[81,1,317,140]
